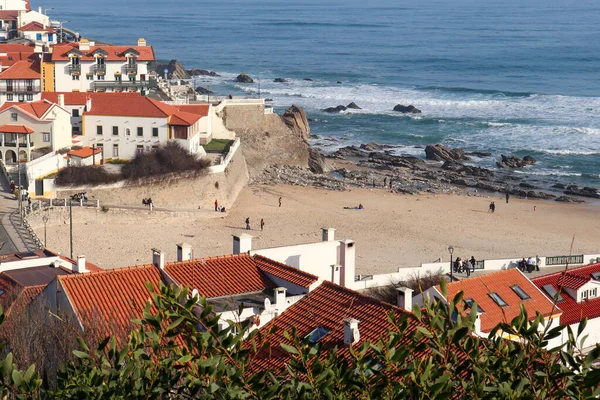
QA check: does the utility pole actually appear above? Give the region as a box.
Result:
[17,155,21,216]
[69,200,73,259]
[92,144,96,166]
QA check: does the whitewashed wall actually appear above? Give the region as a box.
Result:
[54,60,150,93]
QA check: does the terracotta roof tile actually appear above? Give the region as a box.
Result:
[0,44,35,53]
[58,265,163,341]
[18,21,55,33]
[0,124,34,134]
[557,273,589,290]
[533,263,600,325]
[0,10,18,20]
[67,146,103,159]
[51,44,154,62]
[253,255,319,287]
[42,92,89,105]
[438,268,561,333]
[0,59,40,79]
[0,99,56,120]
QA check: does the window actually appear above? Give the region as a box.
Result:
[11,113,17,121]
[0,289,4,296]
[96,143,103,150]
[6,94,12,101]
[137,127,143,137]
[72,75,80,81]
[112,126,118,136]
[136,145,144,154]
[125,128,131,136]
[48,33,54,42]
[86,74,93,81]
[26,94,33,101]
[592,288,598,298]
[488,292,508,307]
[36,33,41,41]
[305,326,330,343]
[464,298,484,313]
[151,145,159,151]
[591,272,600,281]
[72,127,80,134]
[43,133,50,142]
[72,109,79,117]
[542,285,563,303]
[582,290,589,301]
[510,285,531,301]
[112,144,118,157]
[97,74,104,81]
[96,125,103,135]
[152,127,158,137]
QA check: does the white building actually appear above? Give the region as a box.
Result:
[0,98,71,163]
[0,58,41,104]
[80,93,212,160]
[50,38,155,93]
[0,10,18,41]
[0,0,30,11]
[17,21,55,44]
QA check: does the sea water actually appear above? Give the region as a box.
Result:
[49,0,600,188]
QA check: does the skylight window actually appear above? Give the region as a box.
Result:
[591,272,600,281]
[510,285,531,301]
[489,292,508,307]
[306,326,330,343]
[542,285,563,303]
[464,298,484,313]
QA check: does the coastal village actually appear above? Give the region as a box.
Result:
[0,0,598,396]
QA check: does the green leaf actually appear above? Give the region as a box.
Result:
[167,317,185,331]
[72,350,92,360]
[11,369,22,387]
[280,343,299,355]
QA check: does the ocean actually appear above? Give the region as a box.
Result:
[48,0,600,188]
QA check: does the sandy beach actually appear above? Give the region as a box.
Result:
[37,185,600,274]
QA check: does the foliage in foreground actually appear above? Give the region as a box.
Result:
[0,280,599,399]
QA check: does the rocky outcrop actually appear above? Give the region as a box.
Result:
[188,69,219,77]
[236,73,254,83]
[282,105,311,140]
[360,142,391,152]
[154,60,190,79]
[332,146,367,158]
[308,147,333,174]
[496,154,536,169]
[564,185,600,199]
[195,86,214,95]
[393,104,421,113]
[347,102,361,109]
[555,196,585,203]
[323,105,347,113]
[441,160,493,178]
[466,151,492,158]
[274,78,288,83]
[303,78,313,81]
[425,144,470,162]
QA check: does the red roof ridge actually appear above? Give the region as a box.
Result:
[58,263,155,281]
[320,280,410,314]
[253,254,320,283]
[160,253,253,269]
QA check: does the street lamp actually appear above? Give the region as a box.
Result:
[59,20,71,43]
[43,7,54,15]
[448,246,454,281]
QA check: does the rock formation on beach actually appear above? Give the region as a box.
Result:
[188,69,219,77]
[153,60,190,79]
[195,86,214,94]
[282,105,311,140]
[425,144,470,162]
[274,78,288,83]
[236,73,254,83]
[496,154,536,168]
[323,105,347,113]
[393,104,422,113]
[346,102,361,109]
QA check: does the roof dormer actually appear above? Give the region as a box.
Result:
[91,48,108,58]
[66,48,83,58]
[122,48,140,58]
[577,281,600,303]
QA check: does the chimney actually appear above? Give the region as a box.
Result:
[330,264,341,285]
[396,287,414,311]
[321,227,335,242]
[339,240,356,288]
[85,97,91,112]
[57,94,65,107]
[73,255,87,273]
[474,312,483,336]
[176,243,192,262]
[152,248,165,270]
[137,38,147,47]
[79,39,90,52]
[232,233,252,254]
[343,318,360,345]
[38,6,42,13]
[274,287,287,308]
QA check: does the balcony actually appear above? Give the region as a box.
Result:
[2,141,33,148]
[92,64,106,75]
[67,64,81,75]
[0,82,40,93]
[91,79,156,91]
[125,64,138,75]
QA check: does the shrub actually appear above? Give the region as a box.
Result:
[55,166,121,187]
[365,270,444,304]
[121,142,211,181]
[100,206,109,213]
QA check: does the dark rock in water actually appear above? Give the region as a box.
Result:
[441,160,493,178]
[346,102,362,109]
[274,78,288,83]
[393,104,422,113]
[425,144,470,162]
[496,154,536,169]
[552,183,566,189]
[195,86,214,95]
[360,142,387,151]
[519,182,536,189]
[366,152,425,170]
[236,73,254,83]
[303,78,313,81]
[564,186,600,199]
[337,81,343,84]
[265,98,273,102]
[282,105,310,140]
[154,60,190,79]
[308,118,315,122]
[465,151,492,158]
[556,196,585,203]
[323,105,347,113]
[308,147,333,174]
[333,145,367,158]
[188,69,219,77]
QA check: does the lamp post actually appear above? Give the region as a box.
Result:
[69,199,73,259]
[43,7,54,15]
[59,20,71,44]
[448,245,454,281]
[42,215,48,248]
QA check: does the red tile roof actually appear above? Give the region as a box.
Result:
[557,273,590,290]
[0,99,57,120]
[0,44,35,53]
[67,146,103,159]
[252,281,420,372]
[56,254,103,273]
[18,21,55,33]
[438,268,561,333]
[51,43,155,62]
[253,255,319,288]
[533,263,600,325]
[58,265,163,341]
[0,124,33,134]
[0,10,18,21]
[42,91,89,105]
[0,59,40,79]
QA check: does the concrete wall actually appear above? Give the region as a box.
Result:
[220,104,265,133]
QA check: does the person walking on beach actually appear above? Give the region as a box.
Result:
[488,201,495,213]
[260,218,265,231]
[389,179,393,189]
[383,177,387,187]
[215,199,218,212]
[245,217,251,230]
[506,192,510,204]
[278,197,282,207]
[470,256,476,273]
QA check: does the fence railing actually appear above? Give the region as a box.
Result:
[19,207,43,249]
[546,255,584,266]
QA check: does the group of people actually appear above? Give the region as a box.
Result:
[518,257,540,273]
[142,198,154,208]
[245,217,265,231]
[488,201,496,213]
[71,192,88,201]
[454,256,477,277]
[214,200,226,213]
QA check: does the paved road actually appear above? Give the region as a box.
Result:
[0,174,18,255]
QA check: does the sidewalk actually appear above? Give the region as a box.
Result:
[0,174,29,254]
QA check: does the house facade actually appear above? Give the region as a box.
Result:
[0,58,41,104]
[17,21,55,44]
[49,39,155,94]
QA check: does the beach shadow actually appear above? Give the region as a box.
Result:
[224,225,248,230]
[470,210,488,213]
